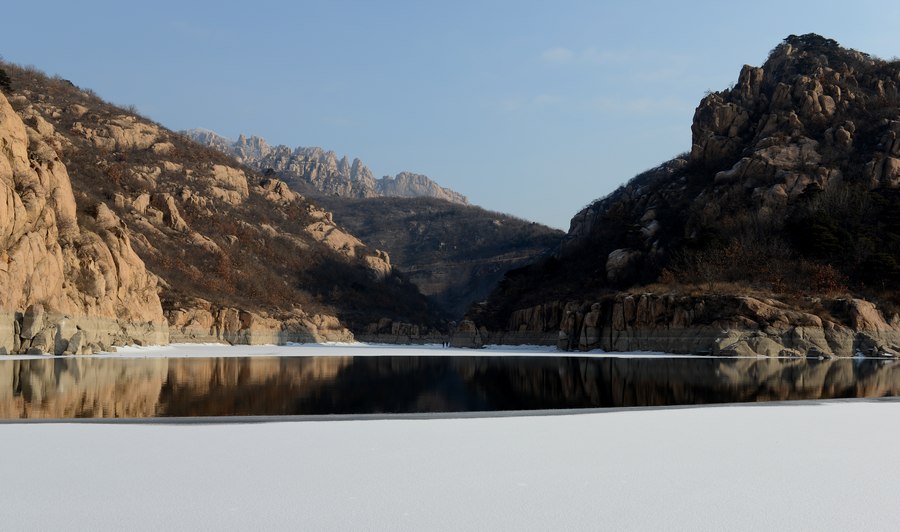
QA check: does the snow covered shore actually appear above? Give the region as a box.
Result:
[2,401,899,531]
[4,341,711,360]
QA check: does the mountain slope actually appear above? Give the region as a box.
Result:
[314,196,564,318]
[190,129,564,319]
[469,34,900,356]
[0,61,439,353]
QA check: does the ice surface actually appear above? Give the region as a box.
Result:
[2,401,899,530]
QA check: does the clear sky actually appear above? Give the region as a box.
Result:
[2,1,897,229]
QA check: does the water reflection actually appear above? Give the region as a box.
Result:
[1,355,899,419]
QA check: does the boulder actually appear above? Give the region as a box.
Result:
[20,304,45,339]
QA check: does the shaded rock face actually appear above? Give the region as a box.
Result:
[559,36,899,268]
[476,35,900,348]
[183,129,468,204]
[464,293,900,357]
[0,93,167,355]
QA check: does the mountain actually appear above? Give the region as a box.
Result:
[189,129,564,319]
[0,61,440,355]
[465,34,900,356]
[314,196,564,318]
[183,130,469,204]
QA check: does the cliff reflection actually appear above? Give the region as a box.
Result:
[2,355,900,419]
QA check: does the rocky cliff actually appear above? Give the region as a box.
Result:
[0,91,166,355]
[0,62,440,352]
[472,34,900,356]
[184,129,469,204]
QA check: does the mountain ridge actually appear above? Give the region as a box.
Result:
[184,129,469,204]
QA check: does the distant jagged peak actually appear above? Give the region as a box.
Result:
[377,172,468,204]
[184,128,468,204]
[183,127,231,147]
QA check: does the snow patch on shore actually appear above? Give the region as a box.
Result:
[3,341,709,360]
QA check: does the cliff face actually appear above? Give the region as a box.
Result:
[0,62,440,352]
[474,34,900,356]
[185,130,469,204]
[0,92,166,355]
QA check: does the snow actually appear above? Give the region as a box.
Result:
[2,401,899,531]
[4,341,706,360]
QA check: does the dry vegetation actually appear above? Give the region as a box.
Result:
[1,60,437,330]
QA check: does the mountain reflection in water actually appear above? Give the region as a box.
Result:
[1,355,899,419]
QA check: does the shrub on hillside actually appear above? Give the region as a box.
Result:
[0,68,11,93]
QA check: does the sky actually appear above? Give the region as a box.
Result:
[1,1,898,229]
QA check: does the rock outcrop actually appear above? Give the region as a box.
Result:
[183,129,469,204]
[465,293,900,357]
[375,171,468,204]
[473,35,900,356]
[166,301,353,344]
[0,92,167,355]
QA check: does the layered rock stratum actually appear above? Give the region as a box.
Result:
[469,34,900,356]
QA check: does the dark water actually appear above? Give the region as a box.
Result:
[2,355,900,419]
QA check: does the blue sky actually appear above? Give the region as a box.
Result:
[2,1,898,229]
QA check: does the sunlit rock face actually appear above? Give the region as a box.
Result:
[0,92,167,355]
[1,62,439,346]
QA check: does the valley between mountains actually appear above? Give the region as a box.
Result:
[1,33,898,357]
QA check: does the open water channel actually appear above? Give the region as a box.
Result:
[2,354,900,419]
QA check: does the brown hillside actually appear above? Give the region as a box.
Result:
[0,61,438,353]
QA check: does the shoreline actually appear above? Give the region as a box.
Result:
[2,341,896,361]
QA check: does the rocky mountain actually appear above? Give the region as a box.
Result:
[184,129,469,204]
[0,61,440,355]
[467,34,900,356]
